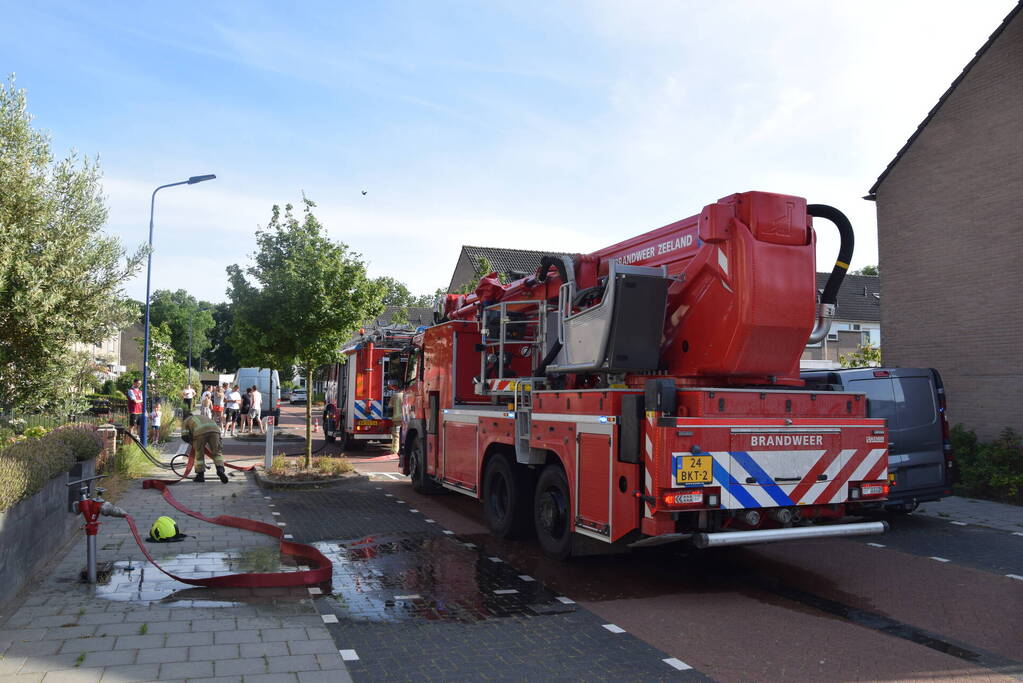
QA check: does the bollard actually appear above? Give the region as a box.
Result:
[264,416,275,469]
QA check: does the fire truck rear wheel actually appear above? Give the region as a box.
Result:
[340,431,363,451]
[534,465,572,560]
[483,454,531,539]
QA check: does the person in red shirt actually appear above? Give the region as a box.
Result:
[126,379,144,437]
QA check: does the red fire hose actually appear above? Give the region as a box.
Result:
[99,444,333,588]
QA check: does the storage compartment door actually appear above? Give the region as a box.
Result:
[576,430,612,538]
[443,419,479,492]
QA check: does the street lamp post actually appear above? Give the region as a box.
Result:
[141,174,216,447]
[188,314,193,384]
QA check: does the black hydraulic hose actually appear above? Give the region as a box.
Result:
[536,255,569,283]
[534,340,563,376]
[807,204,855,305]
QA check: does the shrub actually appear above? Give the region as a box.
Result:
[157,402,177,443]
[268,455,287,475]
[952,424,1023,504]
[111,441,152,479]
[22,425,48,439]
[0,427,15,446]
[47,425,103,462]
[0,435,75,511]
[315,456,353,476]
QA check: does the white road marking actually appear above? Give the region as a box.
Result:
[264,496,272,500]
[395,500,406,504]
[277,522,286,527]
[394,594,421,600]
[284,534,293,539]
[930,556,950,563]
[442,530,454,535]
[463,543,476,549]
[488,557,503,563]
[321,614,338,623]
[339,649,359,661]
[384,493,394,497]
[519,575,535,582]
[385,473,402,480]
[409,509,419,513]
[602,624,625,634]
[663,658,692,671]
[1013,532,1023,537]
[1006,574,1023,581]
[425,519,436,523]
[866,542,886,548]
[272,512,281,516]
[494,589,518,595]
[555,596,575,604]
[308,587,322,595]
[950,521,967,526]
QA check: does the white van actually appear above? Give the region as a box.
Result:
[233,368,281,422]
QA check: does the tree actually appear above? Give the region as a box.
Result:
[840,343,882,368]
[853,265,879,276]
[228,198,385,466]
[135,323,186,405]
[374,276,417,307]
[206,302,240,372]
[0,75,144,411]
[147,289,216,365]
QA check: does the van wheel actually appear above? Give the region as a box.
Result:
[409,435,441,494]
[483,454,531,538]
[534,465,572,559]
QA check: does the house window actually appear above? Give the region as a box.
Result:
[827,331,839,341]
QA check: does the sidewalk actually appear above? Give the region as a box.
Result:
[0,441,350,683]
[916,495,1023,533]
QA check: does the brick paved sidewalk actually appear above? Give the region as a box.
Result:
[917,495,1023,533]
[0,446,350,683]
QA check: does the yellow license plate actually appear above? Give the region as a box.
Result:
[675,455,713,485]
[356,420,380,426]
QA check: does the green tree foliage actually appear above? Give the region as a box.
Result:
[375,276,416,307]
[147,289,216,365]
[207,302,240,372]
[839,343,882,368]
[0,76,144,410]
[227,198,385,465]
[135,323,186,405]
[853,265,879,276]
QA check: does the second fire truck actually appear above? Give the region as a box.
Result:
[395,191,890,558]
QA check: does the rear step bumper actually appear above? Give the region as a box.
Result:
[693,521,888,549]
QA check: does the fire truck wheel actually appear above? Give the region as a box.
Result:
[409,435,440,494]
[340,431,363,451]
[534,465,572,560]
[483,454,531,539]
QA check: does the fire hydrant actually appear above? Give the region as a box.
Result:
[68,475,127,583]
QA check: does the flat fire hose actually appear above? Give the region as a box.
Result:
[116,444,332,588]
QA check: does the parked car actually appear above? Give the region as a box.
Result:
[289,389,307,405]
[800,367,952,512]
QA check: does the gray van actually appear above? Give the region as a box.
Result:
[800,367,952,512]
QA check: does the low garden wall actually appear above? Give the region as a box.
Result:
[0,424,113,610]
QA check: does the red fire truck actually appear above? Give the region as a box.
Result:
[323,326,416,450]
[395,191,890,558]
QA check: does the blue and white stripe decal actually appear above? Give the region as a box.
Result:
[678,450,842,510]
[369,400,383,418]
[352,400,369,420]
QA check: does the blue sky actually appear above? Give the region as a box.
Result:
[3,1,1016,303]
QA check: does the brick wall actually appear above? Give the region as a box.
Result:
[874,11,1023,440]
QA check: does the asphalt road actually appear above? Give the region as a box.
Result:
[257,406,1023,682]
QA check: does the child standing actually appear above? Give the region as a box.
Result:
[150,403,162,444]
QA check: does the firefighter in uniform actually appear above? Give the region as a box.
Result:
[181,411,229,483]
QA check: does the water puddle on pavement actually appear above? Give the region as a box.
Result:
[87,548,309,607]
[313,532,574,623]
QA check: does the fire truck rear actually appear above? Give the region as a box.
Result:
[396,191,889,558]
[323,327,414,450]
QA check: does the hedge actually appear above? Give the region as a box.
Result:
[0,433,75,512]
[952,425,1023,505]
[48,424,104,462]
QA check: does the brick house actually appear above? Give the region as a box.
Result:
[865,2,1022,439]
[801,273,881,367]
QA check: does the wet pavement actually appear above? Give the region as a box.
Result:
[269,482,703,681]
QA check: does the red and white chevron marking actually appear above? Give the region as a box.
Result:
[644,414,655,518]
